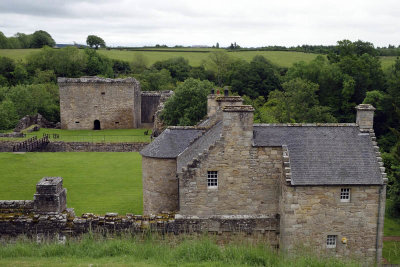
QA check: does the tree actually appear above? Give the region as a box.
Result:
[229,55,281,99]
[161,78,214,126]
[152,57,191,82]
[30,30,55,48]
[131,54,148,73]
[0,31,9,48]
[261,78,336,123]
[26,46,87,78]
[86,35,106,49]
[207,51,232,86]
[136,69,175,91]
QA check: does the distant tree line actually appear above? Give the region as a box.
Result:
[0,30,55,49]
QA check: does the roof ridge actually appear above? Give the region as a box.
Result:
[254,123,358,127]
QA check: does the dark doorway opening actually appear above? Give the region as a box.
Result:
[94,120,101,130]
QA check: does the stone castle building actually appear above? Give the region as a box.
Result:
[140,92,387,264]
[58,76,172,130]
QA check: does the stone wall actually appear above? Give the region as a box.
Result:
[0,141,148,152]
[0,141,19,152]
[178,106,283,216]
[279,183,383,265]
[141,92,162,124]
[58,77,141,130]
[45,142,148,152]
[142,157,178,215]
[0,177,278,245]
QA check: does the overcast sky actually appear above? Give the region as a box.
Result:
[0,0,399,47]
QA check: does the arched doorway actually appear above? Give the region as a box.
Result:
[94,120,101,130]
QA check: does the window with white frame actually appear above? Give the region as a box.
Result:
[207,171,218,188]
[340,188,350,202]
[326,235,337,248]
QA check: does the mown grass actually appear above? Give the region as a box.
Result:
[0,234,361,267]
[0,127,151,143]
[0,152,142,215]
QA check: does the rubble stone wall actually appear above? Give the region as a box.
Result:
[179,107,282,216]
[142,157,178,215]
[0,177,278,244]
[59,77,141,130]
[279,183,383,265]
[0,141,148,152]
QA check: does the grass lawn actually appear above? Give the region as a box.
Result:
[0,128,151,143]
[0,152,142,216]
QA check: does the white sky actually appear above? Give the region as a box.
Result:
[0,0,399,47]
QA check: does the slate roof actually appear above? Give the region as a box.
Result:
[253,125,382,185]
[140,128,203,158]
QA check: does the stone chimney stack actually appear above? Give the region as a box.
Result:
[222,105,254,147]
[207,89,218,117]
[356,104,376,130]
[207,91,243,118]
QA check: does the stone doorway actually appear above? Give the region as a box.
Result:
[94,120,101,130]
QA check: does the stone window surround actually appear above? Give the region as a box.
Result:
[340,188,351,202]
[207,171,218,188]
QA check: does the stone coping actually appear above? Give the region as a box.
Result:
[355,104,376,111]
[58,76,139,84]
[222,105,254,112]
[175,214,277,220]
[254,123,358,127]
[216,96,243,102]
[141,90,173,96]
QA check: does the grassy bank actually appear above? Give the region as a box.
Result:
[0,152,142,215]
[0,235,360,267]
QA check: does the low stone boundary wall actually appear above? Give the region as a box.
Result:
[0,141,148,152]
[0,141,19,152]
[0,200,34,214]
[0,177,279,244]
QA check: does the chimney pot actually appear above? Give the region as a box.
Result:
[224,89,229,96]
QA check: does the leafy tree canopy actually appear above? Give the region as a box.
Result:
[30,30,55,48]
[260,78,336,123]
[161,78,214,126]
[86,35,106,49]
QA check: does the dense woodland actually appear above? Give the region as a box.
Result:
[0,31,399,217]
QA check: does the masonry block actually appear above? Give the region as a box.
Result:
[34,177,67,214]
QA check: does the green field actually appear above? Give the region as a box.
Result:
[0,152,142,216]
[0,48,396,69]
[1,128,151,143]
[0,48,319,68]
